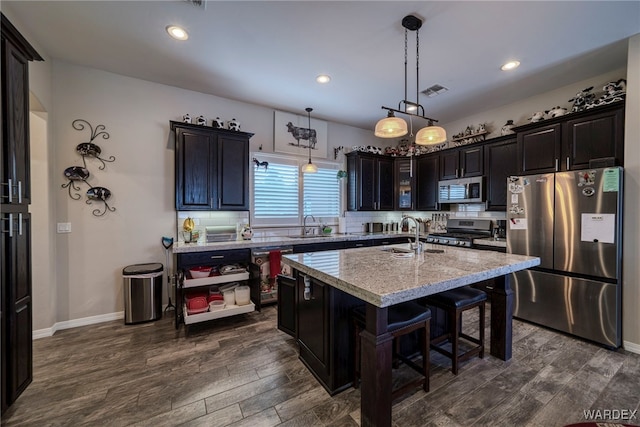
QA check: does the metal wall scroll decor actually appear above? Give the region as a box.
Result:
[61,119,117,216]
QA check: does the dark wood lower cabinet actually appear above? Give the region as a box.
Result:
[276,275,296,337]
[1,211,33,413]
[295,272,361,395]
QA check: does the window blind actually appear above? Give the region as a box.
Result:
[253,162,299,221]
[303,168,340,217]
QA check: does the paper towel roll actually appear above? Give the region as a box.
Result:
[338,217,346,234]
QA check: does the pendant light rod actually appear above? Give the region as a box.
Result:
[380,105,439,124]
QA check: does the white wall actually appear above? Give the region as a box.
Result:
[622,34,640,351]
[50,60,378,325]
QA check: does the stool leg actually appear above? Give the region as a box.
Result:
[423,319,430,392]
[354,321,361,388]
[451,308,460,375]
[479,303,485,359]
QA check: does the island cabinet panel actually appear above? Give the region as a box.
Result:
[416,153,439,211]
[347,152,394,211]
[295,272,361,395]
[484,137,517,211]
[172,121,252,211]
[276,275,296,338]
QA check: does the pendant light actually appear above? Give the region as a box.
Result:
[375,15,447,145]
[301,107,318,173]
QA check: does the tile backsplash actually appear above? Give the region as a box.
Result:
[176,204,507,242]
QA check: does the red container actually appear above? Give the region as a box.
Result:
[208,294,224,303]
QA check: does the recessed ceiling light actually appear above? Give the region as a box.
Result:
[501,60,520,71]
[166,25,189,41]
[316,74,331,84]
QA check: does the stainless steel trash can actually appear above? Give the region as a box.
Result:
[123,263,163,324]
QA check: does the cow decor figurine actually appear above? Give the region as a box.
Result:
[183,114,192,124]
[196,115,207,126]
[212,117,224,129]
[228,118,240,131]
[568,86,595,112]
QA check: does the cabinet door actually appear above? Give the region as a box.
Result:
[460,146,483,177]
[1,212,32,408]
[439,150,459,180]
[277,275,296,338]
[564,106,624,170]
[377,157,394,210]
[484,138,517,211]
[517,123,562,174]
[1,40,31,206]
[297,275,329,378]
[394,158,414,210]
[218,134,249,210]
[175,127,216,210]
[355,155,376,210]
[416,154,439,211]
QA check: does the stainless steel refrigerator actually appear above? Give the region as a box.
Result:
[507,167,623,348]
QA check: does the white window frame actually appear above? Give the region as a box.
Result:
[250,152,342,227]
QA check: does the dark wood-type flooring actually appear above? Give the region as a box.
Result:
[2,305,639,426]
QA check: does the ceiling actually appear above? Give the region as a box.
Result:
[5,1,640,130]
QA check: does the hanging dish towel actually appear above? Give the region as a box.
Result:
[269,250,282,278]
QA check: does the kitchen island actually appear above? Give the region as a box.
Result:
[281,243,539,427]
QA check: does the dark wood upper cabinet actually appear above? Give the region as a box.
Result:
[347,152,393,211]
[416,153,439,211]
[515,102,624,174]
[563,105,624,170]
[172,121,252,211]
[394,157,415,210]
[440,146,483,180]
[484,137,517,211]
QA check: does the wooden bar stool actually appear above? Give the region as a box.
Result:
[425,287,487,375]
[352,301,431,400]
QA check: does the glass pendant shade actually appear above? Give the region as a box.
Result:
[415,125,447,145]
[374,112,408,138]
[301,161,318,173]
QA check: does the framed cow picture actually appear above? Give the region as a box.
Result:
[274,110,328,159]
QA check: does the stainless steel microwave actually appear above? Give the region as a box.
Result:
[438,176,484,203]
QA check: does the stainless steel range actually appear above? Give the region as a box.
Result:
[424,218,492,248]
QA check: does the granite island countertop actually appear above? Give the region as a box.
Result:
[282,243,538,307]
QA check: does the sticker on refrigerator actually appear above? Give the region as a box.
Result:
[511,194,519,204]
[509,218,527,230]
[508,183,524,194]
[581,213,615,244]
[602,168,619,192]
[577,170,596,187]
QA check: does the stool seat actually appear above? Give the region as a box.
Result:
[353,301,431,332]
[425,286,487,375]
[426,287,487,308]
[352,301,431,400]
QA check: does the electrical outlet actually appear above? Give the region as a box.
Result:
[57,222,71,233]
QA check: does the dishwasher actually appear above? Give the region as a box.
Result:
[251,246,293,305]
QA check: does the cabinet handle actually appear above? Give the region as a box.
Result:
[566,157,570,170]
[2,213,14,237]
[461,167,465,177]
[555,159,559,172]
[218,198,221,207]
[210,255,224,259]
[410,158,413,178]
[2,179,13,203]
[355,243,364,247]
[303,275,311,300]
[18,213,22,236]
[18,180,22,204]
[455,168,459,178]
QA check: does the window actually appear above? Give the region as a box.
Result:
[252,153,341,226]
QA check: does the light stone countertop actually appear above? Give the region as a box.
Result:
[172,232,414,253]
[282,243,539,307]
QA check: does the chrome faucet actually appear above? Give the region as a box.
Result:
[303,215,316,235]
[403,215,422,254]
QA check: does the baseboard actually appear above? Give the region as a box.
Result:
[33,311,124,340]
[623,340,640,355]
